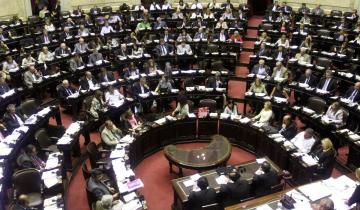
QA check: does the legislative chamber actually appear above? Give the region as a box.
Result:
[0,0,359,209]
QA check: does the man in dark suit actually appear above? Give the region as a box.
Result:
[90,5,101,16]
[251,59,270,76]
[115,44,129,57]
[298,69,318,87]
[219,169,250,207]
[213,29,228,42]
[58,79,76,99]
[59,27,73,42]
[0,77,10,94]
[256,43,270,57]
[251,161,279,197]
[79,71,98,91]
[133,77,150,97]
[272,46,287,62]
[54,43,71,57]
[98,68,115,83]
[161,29,175,42]
[279,115,297,140]
[206,72,224,89]
[153,17,168,29]
[187,177,217,210]
[344,82,360,102]
[155,39,173,56]
[317,70,337,95]
[298,3,310,14]
[88,49,104,65]
[0,28,11,41]
[37,29,52,44]
[3,104,24,132]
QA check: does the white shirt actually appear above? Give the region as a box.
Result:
[150,3,161,10]
[162,4,172,10]
[88,79,95,89]
[105,90,124,106]
[191,3,203,9]
[100,26,114,36]
[177,44,192,55]
[290,131,315,154]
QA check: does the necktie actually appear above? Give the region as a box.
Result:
[62,49,64,54]
[305,77,309,84]
[350,90,358,101]
[45,36,48,43]
[322,79,330,91]
[162,45,166,55]
[66,88,72,95]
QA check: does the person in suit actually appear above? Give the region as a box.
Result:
[11,194,32,210]
[272,62,288,81]
[58,79,76,100]
[87,169,119,201]
[256,43,270,57]
[0,28,11,41]
[38,46,54,63]
[54,43,71,57]
[89,90,105,120]
[101,120,122,147]
[317,70,337,94]
[272,46,287,62]
[343,82,360,102]
[312,4,324,16]
[251,59,270,76]
[98,68,115,83]
[153,17,167,29]
[281,2,292,13]
[78,24,90,37]
[23,64,43,88]
[213,29,228,42]
[37,29,52,44]
[80,71,98,91]
[323,102,345,129]
[298,69,317,87]
[0,77,10,94]
[88,49,104,65]
[264,12,275,22]
[59,27,73,42]
[74,38,88,54]
[90,5,101,16]
[193,28,207,40]
[251,161,279,197]
[133,77,150,97]
[346,168,360,207]
[279,115,297,140]
[4,104,24,132]
[161,29,175,42]
[187,177,217,210]
[219,169,250,207]
[206,72,224,88]
[16,144,45,170]
[155,39,173,56]
[298,3,310,14]
[115,44,129,58]
[121,110,141,132]
[177,30,192,42]
[312,138,336,180]
[69,53,85,72]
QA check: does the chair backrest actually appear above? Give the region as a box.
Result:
[102,6,112,13]
[20,99,38,116]
[12,168,41,194]
[343,12,353,18]
[201,203,221,210]
[270,182,284,193]
[262,23,273,31]
[341,108,349,125]
[317,29,331,37]
[86,142,100,168]
[82,162,91,180]
[306,97,327,114]
[34,128,52,148]
[317,57,331,69]
[19,38,34,48]
[330,10,342,17]
[199,99,217,112]
[61,11,70,18]
[187,100,194,112]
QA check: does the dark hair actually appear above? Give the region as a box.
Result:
[24,144,36,154]
[197,177,209,190]
[229,171,240,182]
[178,94,187,107]
[261,162,271,173]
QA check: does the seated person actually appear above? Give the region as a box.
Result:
[219,168,250,207]
[311,4,324,16]
[229,31,243,43]
[87,169,119,201]
[176,41,192,55]
[155,39,173,56]
[206,72,224,88]
[133,78,150,98]
[78,24,90,37]
[131,44,144,57]
[298,3,310,14]
[155,75,172,93]
[297,24,310,35]
[17,144,45,170]
[298,69,317,87]
[162,29,175,42]
[251,101,273,126]
[80,71,98,91]
[251,59,270,76]
[105,85,124,106]
[101,120,122,147]
[312,198,334,210]
[177,30,192,42]
[295,47,311,64]
[95,195,123,210]
[69,53,85,72]
[191,17,207,28]
[256,43,270,57]
[88,49,104,65]
[59,27,73,41]
[12,194,31,210]
[38,29,52,44]
[312,138,336,179]
[193,28,207,40]
[136,19,151,31]
[274,34,289,48]
[4,104,24,132]
[215,17,228,29]
[153,17,167,29]
[98,68,115,83]
[346,168,360,207]
[58,79,76,100]
[248,77,267,94]
[251,161,279,197]
[343,82,360,102]
[74,38,89,54]
[38,46,54,63]
[264,12,275,22]
[122,110,141,131]
[172,7,184,19]
[190,0,203,9]
[0,77,10,94]
[290,128,316,154]
[2,56,18,78]
[279,115,297,140]
[23,64,43,88]
[270,84,289,100]
[22,53,36,68]
[187,176,217,210]
[124,63,140,78]
[272,46,287,62]
[0,41,9,54]
[223,99,238,115]
[214,29,228,42]
[90,90,105,120]
[258,32,271,44]
[115,44,129,58]
[144,59,158,74]
[54,43,71,57]
[322,102,344,128]
[172,94,189,117]
[222,8,234,19]
[317,70,337,94]
[271,62,288,81]
[100,21,114,36]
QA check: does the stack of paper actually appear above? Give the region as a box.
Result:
[297,182,331,201]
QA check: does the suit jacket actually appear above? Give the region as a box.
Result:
[98,72,115,83]
[115,48,130,57]
[153,21,167,29]
[206,77,224,89]
[251,64,270,76]
[37,34,53,44]
[74,43,88,54]
[133,83,150,97]
[79,77,98,90]
[59,31,73,42]
[69,58,85,71]
[88,53,104,65]
[344,87,360,102]
[23,70,40,88]
[272,50,287,60]
[193,32,208,40]
[0,84,10,94]
[280,122,297,140]
[219,179,250,207]
[256,48,270,57]
[58,85,76,99]
[298,74,318,87]
[348,185,360,206]
[54,47,71,56]
[251,169,279,197]
[314,148,336,179]
[4,112,24,132]
[213,32,229,41]
[298,7,310,14]
[155,43,173,56]
[317,77,337,93]
[187,188,217,210]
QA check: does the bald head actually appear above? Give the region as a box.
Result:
[355,82,360,90]
[283,115,292,125]
[305,69,312,76]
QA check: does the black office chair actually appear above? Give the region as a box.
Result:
[316,57,331,69]
[306,97,327,114]
[34,128,60,153]
[102,6,112,13]
[262,23,273,31]
[19,38,35,49]
[199,99,217,112]
[19,99,38,116]
[317,29,331,37]
[201,203,222,210]
[343,12,353,18]
[270,182,285,193]
[330,10,342,17]
[60,11,70,18]
[86,142,111,170]
[12,168,43,208]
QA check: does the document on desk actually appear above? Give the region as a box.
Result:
[215,175,230,185]
[45,157,59,170]
[122,199,142,210]
[110,149,125,159]
[255,204,273,210]
[297,182,331,201]
[123,192,137,203]
[57,136,73,145]
[286,189,311,209]
[322,176,357,210]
